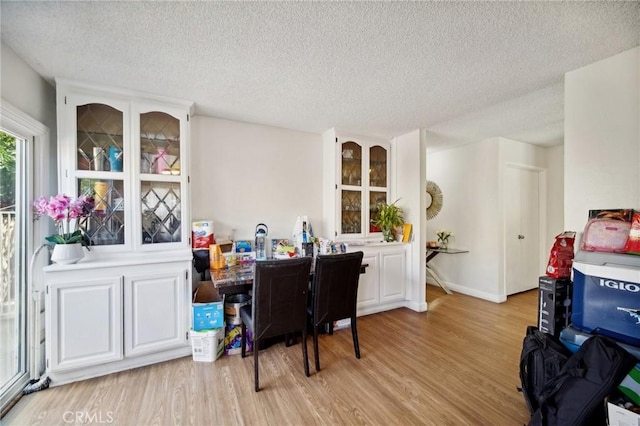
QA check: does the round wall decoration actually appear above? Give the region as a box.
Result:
[426,180,443,220]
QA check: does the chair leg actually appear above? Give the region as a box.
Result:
[241,323,247,358]
[254,338,260,392]
[313,324,321,371]
[351,316,361,359]
[302,326,310,377]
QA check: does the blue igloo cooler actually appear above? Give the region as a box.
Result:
[572,251,640,346]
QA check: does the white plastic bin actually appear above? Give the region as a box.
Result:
[190,328,224,362]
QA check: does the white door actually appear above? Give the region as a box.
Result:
[47,277,123,371]
[505,165,542,295]
[124,270,188,357]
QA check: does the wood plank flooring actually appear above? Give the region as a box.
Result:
[3,286,537,425]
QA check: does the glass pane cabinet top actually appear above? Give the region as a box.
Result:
[341,189,361,234]
[76,104,124,172]
[341,141,361,186]
[141,181,181,245]
[77,178,125,246]
[369,191,387,233]
[140,112,180,175]
[369,145,387,188]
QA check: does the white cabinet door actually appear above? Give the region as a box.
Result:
[380,248,406,303]
[357,252,380,310]
[124,269,188,357]
[48,276,123,371]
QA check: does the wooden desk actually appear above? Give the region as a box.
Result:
[426,248,468,294]
[211,261,369,295]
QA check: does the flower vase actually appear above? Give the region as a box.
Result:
[382,229,395,242]
[51,243,85,265]
[439,240,448,250]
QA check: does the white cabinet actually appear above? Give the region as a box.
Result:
[380,247,406,303]
[352,243,409,316]
[45,258,191,386]
[47,276,123,371]
[55,78,192,254]
[356,251,380,310]
[322,129,391,240]
[124,271,187,357]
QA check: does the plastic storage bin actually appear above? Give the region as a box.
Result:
[560,325,640,359]
[190,328,225,362]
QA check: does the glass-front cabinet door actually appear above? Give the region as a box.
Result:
[57,80,191,254]
[137,108,185,246]
[338,138,389,238]
[59,96,131,250]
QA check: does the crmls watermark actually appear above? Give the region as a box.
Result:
[63,411,114,424]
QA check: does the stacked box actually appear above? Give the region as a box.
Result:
[538,276,572,337]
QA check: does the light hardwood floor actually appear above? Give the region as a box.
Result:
[3,286,536,425]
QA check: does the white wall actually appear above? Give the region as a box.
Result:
[1,42,56,131]
[426,136,559,302]
[545,145,565,242]
[426,137,502,300]
[190,116,323,243]
[393,129,427,312]
[565,46,640,233]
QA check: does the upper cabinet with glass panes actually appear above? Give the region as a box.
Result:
[55,79,192,254]
[336,135,390,239]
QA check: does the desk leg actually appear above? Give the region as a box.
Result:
[426,265,452,295]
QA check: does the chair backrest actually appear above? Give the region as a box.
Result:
[252,257,312,341]
[311,251,364,325]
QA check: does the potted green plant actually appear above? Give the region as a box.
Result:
[375,199,404,242]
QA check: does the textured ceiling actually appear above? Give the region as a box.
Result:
[1,1,639,149]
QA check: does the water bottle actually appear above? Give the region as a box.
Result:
[255,223,268,260]
[302,221,308,243]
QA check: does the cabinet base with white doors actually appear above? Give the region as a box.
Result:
[348,242,411,317]
[44,252,192,386]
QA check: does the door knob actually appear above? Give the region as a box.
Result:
[518,234,525,239]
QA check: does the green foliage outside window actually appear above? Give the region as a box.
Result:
[0,132,16,208]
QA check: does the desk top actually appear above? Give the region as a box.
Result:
[427,247,469,254]
[210,260,369,292]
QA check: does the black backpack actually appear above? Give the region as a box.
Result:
[519,326,573,413]
[528,334,638,426]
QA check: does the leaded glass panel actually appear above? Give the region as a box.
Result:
[141,181,181,244]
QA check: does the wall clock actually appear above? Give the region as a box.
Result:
[426,180,443,220]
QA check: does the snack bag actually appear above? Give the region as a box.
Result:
[624,212,640,255]
[546,231,576,278]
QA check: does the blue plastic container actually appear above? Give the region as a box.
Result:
[560,325,640,358]
[572,253,640,347]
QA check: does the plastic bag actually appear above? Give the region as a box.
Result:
[623,212,640,255]
[546,231,576,278]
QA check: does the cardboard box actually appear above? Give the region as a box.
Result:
[589,209,634,222]
[538,276,572,337]
[607,401,640,426]
[190,328,224,362]
[192,281,224,331]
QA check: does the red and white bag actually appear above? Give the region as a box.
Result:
[546,231,576,278]
[623,212,640,255]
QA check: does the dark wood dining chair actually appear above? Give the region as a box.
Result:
[309,251,364,371]
[240,257,312,392]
